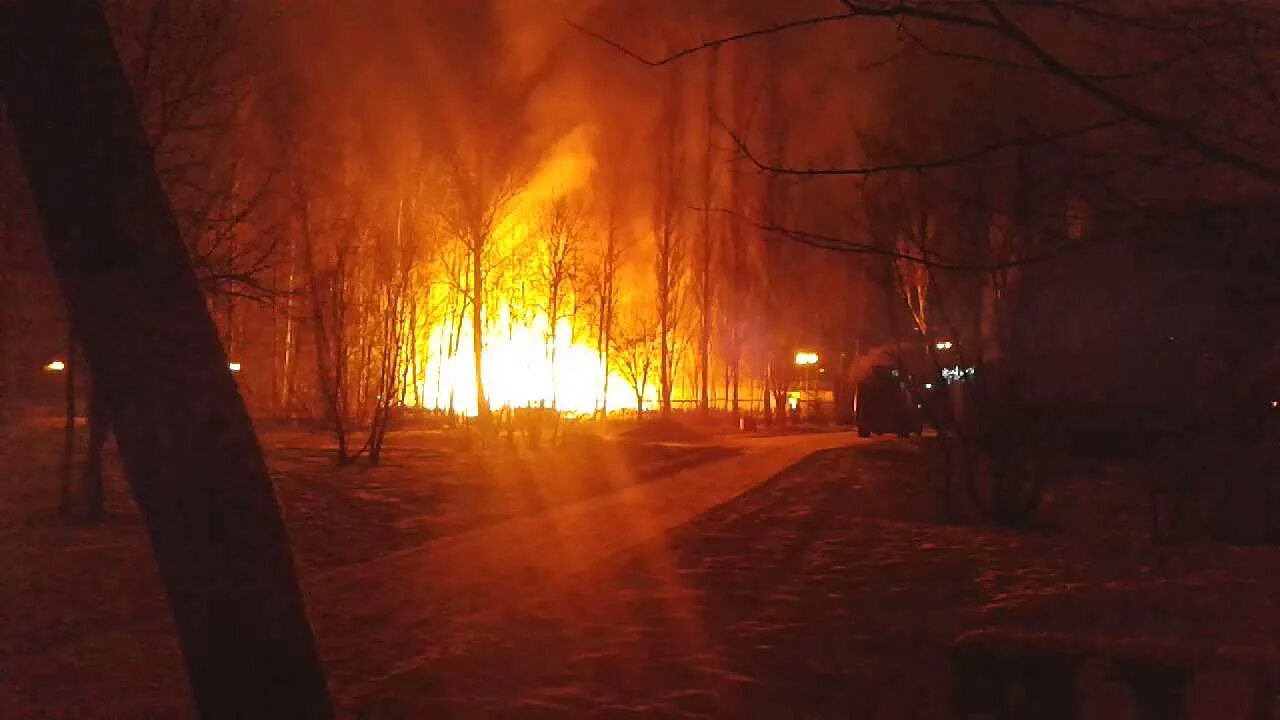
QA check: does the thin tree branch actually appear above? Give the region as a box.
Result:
[721,116,1128,177]
[574,1,1280,186]
[979,0,1280,185]
[705,206,1116,272]
[567,13,860,67]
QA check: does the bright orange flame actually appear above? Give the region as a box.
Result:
[44,360,66,372]
[419,306,646,415]
[412,126,655,416]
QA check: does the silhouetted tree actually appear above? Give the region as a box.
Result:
[535,195,587,409]
[612,304,660,415]
[694,48,719,416]
[0,0,332,715]
[652,64,687,417]
[434,59,552,430]
[589,177,630,414]
[70,0,281,515]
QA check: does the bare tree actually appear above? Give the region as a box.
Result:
[431,55,555,429]
[582,1,1280,187]
[612,307,660,415]
[757,42,794,425]
[274,223,301,418]
[0,1,332,714]
[535,195,587,409]
[694,48,720,416]
[864,166,936,338]
[295,169,360,463]
[722,157,746,419]
[69,0,283,516]
[718,46,762,421]
[443,160,507,429]
[366,193,432,464]
[652,65,687,417]
[591,185,629,415]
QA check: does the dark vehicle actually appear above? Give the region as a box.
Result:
[856,365,923,438]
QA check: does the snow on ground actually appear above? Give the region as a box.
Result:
[0,425,857,717]
[1,426,1278,718]
[351,444,1280,719]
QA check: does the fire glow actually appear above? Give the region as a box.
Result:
[407,126,655,416]
[418,308,646,416]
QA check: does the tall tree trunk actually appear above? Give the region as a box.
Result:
[597,297,607,413]
[409,294,421,407]
[83,371,108,520]
[0,3,333,716]
[59,323,75,516]
[599,287,611,415]
[731,359,740,417]
[270,271,281,417]
[725,223,742,420]
[548,289,559,410]
[726,166,743,421]
[653,65,682,419]
[659,303,671,417]
[763,363,773,426]
[721,360,729,411]
[697,50,718,417]
[356,290,373,423]
[299,209,348,463]
[601,346,610,413]
[369,282,405,466]
[471,234,490,427]
[597,202,620,416]
[285,306,300,420]
[281,230,298,419]
[759,38,789,429]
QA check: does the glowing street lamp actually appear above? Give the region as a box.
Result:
[934,340,954,351]
[228,362,242,373]
[794,351,819,366]
[44,360,66,373]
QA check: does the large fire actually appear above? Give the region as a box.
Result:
[408,127,650,416]
[418,308,644,416]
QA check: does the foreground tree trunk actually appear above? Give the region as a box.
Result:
[0,2,333,717]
